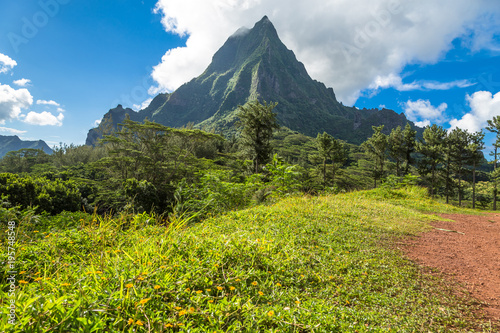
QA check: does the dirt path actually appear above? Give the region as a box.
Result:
[404,213,500,321]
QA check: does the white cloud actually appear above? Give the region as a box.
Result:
[0,84,33,124]
[150,0,500,105]
[0,126,27,135]
[24,111,64,126]
[369,73,420,91]
[133,97,153,111]
[37,99,60,107]
[13,78,31,87]
[449,91,500,132]
[404,99,448,126]
[0,53,17,74]
[368,74,475,93]
[93,119,101,126]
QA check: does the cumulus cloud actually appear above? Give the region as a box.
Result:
[150,0,500,105]
[449,91,500,132]
[0,53,17,74]
[404,99,448,127]
[13,78,31,87]
[0,126,26,135]
[37,99,60,107]
[24,111,64,126]
[0,84,33,124]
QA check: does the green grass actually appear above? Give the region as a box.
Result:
[1,186,497,332]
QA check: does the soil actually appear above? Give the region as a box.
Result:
[403,213,500,322]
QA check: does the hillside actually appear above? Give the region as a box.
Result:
[0,135,52,158]
[2,187,494,331]
[86,16,421,146]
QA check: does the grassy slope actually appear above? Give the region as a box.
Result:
[1,187,497,332]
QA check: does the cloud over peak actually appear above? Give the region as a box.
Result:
[150,0,500,105]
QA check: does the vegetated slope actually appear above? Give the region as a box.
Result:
[86,16,421,146]
[0,135,52,158]
[1,187,494,332]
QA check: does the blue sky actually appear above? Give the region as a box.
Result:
[0,0,499,149]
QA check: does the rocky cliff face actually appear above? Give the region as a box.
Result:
[86,16,421,145]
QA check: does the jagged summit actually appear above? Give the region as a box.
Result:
[86,16,420,145]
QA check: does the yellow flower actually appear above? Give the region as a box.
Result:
[258,291,264,296]
[205,288,211,292]
[138,298,150,305]
[137,277,145,281]
[34,271,41,275]
[19,271,26,274]
[235,278,241,282]
[136,320,144,326]
[229,286,235,291]
[276,283,282,287]
[216,286,223,291]
[125,283,133,288]
[127,318,134,325]
[33,231,39,233]
[61,283,71,287]
[154,285,161,290]
[34,277,43,282]
[19,280,28,284]
[95,271,102,274]
[196,290,202,294]
[251,281,258,286]
[165,323,173,328]
[178,310,187,316]
[175,306,182,310]
[295,300,300,305]
[267,310,274,317]
[188,307,195,313]
[208,300,214,303]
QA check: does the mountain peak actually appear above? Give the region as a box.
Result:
[252,15,278,38]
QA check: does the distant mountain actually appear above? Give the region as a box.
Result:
[0,135,52,158]
[87,16,421,145]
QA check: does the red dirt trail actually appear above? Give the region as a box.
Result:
[404,213,500,321]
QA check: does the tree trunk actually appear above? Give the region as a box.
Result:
[472,162,476,209]
[494,147,498,210]
[323,159,326,189]
[430,164,435,197]
[446,156,450,204]
[332,163,336,187]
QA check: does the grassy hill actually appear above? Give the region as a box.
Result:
[1,187,496,332]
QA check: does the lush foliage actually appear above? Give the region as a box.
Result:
[0,173,82,215]
[1,187,496,332]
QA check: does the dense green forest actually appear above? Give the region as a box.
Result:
[0,101,498,217]
[1,101,500,331]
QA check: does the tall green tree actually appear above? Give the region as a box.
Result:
[448,128,471,207]
[316,132,347,188]
[362,125,387,188]
[387,126,404,176]
[467,130,485,209]
[417,124,447,196]
[402,123,417,175]
[486,116,500,210]
[236,100,280,173]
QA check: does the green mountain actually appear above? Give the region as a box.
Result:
[0,135,52,158]
[86,16,421,145]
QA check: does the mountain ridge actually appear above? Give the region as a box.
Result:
[86,16,421,145]
[0,135,53,158]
